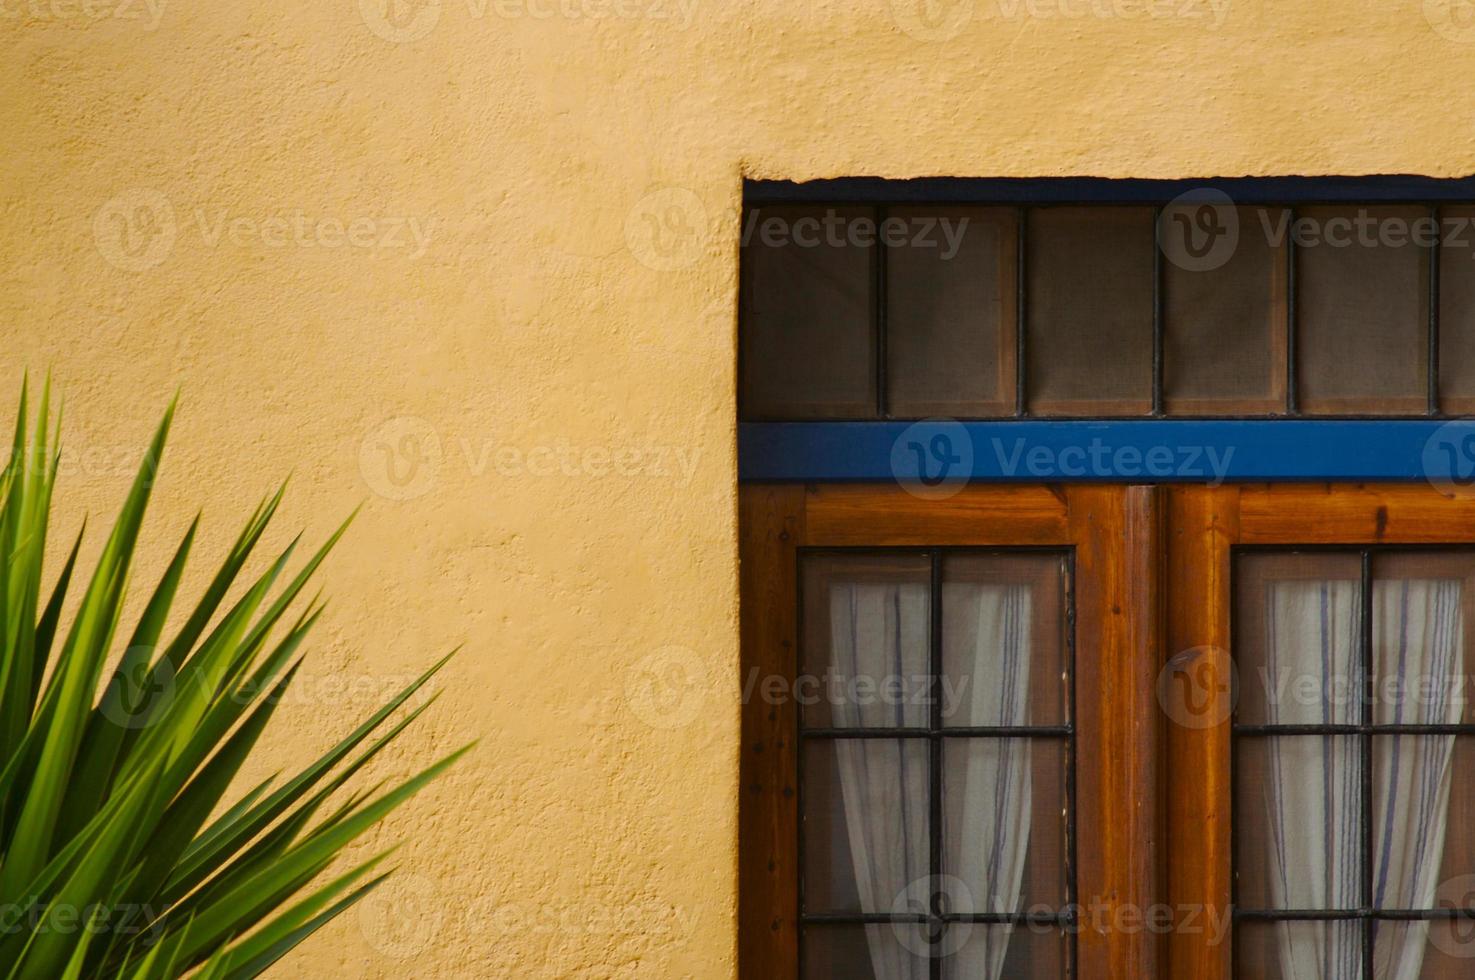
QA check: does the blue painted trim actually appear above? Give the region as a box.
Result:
[745,176,1475,205]
[738,421,1475,485]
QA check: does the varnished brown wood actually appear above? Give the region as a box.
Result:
[1164,486,1239,980]
[1067,485,1164,980]
[801,483,1071,547]
[1238,483,1475,543]
[741,482,1156,980]
[739,484,803,980]
[1168,483,1475,979]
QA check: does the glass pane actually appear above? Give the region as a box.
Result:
[1234,920,1364,980]
[1376,918,1475,978]
[1235,736,1363,910]
[801,923,931,979]
[943,738,1067,913]
[941,554,1068,727]
[1296,205,1429,415]
[740,205,875,419]
[1374,737,1475,911]
[801,554,931,729]
[802,739,929,914]
[1025,206,1154,416]
[1433,746,1475,907]
[1439,206,1475,414]
[1235,553,1365,727]
[942,923,1068,979]
[1372,554,1475,726]
[1162,205,1288,414]
[886,207,1017,417]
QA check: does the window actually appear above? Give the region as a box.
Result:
[740,485,1160,980]
[743,485,1475,979]
[739,182,1475,420]
[798,551,1074,978]
[1233,550,1475,980]
[1025,206,1154,416]
[739,179,1475,980]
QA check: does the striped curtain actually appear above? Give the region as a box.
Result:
[828,580,1034,980]
[828,582,931,980]
[945,582,1035,979]
[1371,579,1465,980]
[1262,578,1464,980]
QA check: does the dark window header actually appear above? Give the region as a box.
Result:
[745,176,1475,206]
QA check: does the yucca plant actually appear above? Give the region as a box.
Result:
[0,379,469,978]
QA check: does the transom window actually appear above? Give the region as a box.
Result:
[739,181,1475,420]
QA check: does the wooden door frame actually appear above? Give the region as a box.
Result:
[1165,483,1475,980]
[739,483,1165,980]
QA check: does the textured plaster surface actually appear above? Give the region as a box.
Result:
[4,0,1475,975]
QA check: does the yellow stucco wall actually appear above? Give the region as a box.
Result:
[5,0,1475,975]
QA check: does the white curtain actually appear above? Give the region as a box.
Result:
[1263,578,1364,980]
[829,581,930,980]
[827,580,1034,980]
[1371,579,1465,980]
[945,582,1035,979]
[1261,577,1464,980]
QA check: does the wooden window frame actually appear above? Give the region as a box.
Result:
[740,483,1165,980]
[743,481,1475,979]
[1167,483,1475,980]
